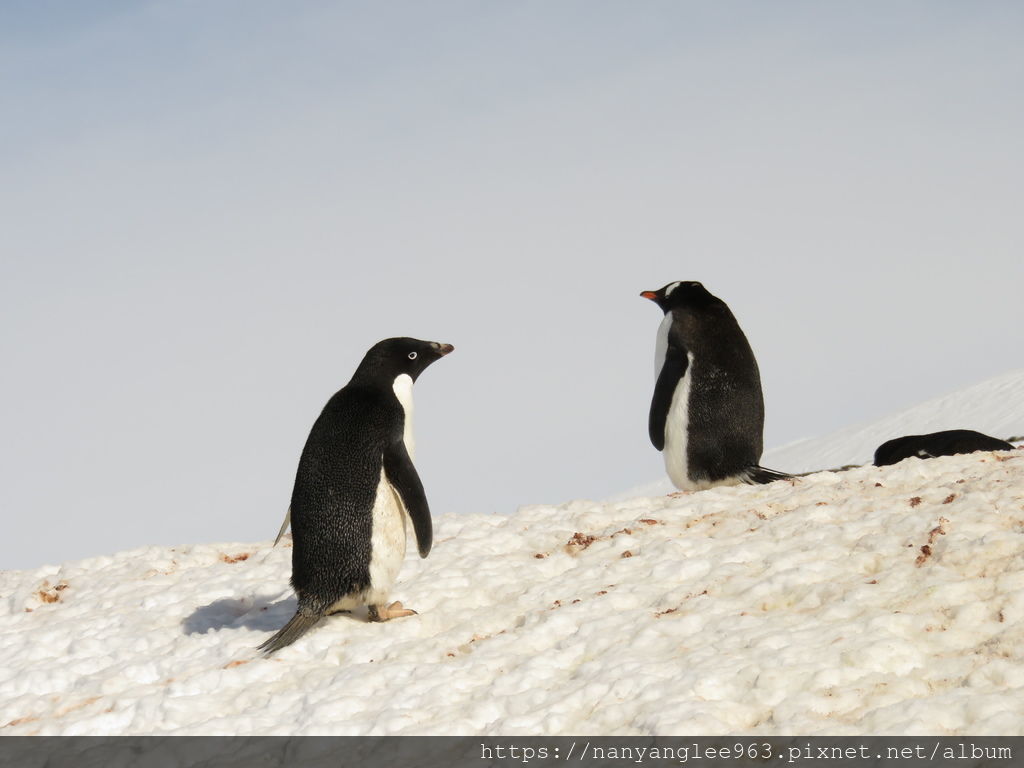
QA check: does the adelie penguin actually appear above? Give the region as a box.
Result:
[258,337,453,655]
[641,281,790,491]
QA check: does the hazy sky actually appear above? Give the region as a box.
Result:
[3,2,1022,571]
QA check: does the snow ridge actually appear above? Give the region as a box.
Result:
[766,369,1024,474]
[2,448,1024,735]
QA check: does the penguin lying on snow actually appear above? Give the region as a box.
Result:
[259,337,453,655]
[874,429,1015,467]
[641,281,790,491]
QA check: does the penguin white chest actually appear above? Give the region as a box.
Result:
[359,372,417,605]
[663,351,695,490]
[366,470,409,602]
[654,312,672,380]
[392,373,415,460]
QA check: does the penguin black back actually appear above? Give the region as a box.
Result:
[288,385,398,614]
[874,429,1015,467]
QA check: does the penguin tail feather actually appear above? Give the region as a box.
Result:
[257,610,320,655]
[742,466,793,485]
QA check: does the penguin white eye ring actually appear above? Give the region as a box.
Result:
[408,351,418,359]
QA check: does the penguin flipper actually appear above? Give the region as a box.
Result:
[649,352,688,451]
[383,441,432,558]
[272,508,291,547]
[257,610,320,655]
[741,466,793,485]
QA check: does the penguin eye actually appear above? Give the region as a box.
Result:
[408,351,418,360]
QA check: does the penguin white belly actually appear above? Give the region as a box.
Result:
[357,372,416,607]
[663,361,693,490]
[365,469,409,605]
[325,470,408,613]
[662,355,746,492]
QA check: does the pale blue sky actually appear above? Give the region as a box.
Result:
[3,2,1023,570]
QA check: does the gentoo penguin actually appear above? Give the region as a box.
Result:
[641,281,790,490]
[874,429,1015,467]
[258,337,453,655]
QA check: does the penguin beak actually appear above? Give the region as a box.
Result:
[432,343,454,356]
[640,291,659,301]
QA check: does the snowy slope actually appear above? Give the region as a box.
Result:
[2,445,1024,735]
[767,368,1024,474]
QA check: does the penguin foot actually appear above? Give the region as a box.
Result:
[367,601,418,622]
[667,491,692,498]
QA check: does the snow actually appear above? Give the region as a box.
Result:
[2,373,1023,736]
[767,368,1024,474]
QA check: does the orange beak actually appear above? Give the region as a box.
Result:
[640,291,658,301]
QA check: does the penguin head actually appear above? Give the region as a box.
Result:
[640,281,714,313]
[354,337,454,384]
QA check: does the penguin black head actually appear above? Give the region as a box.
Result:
[353,337,454,385]
[640,281,717,313]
